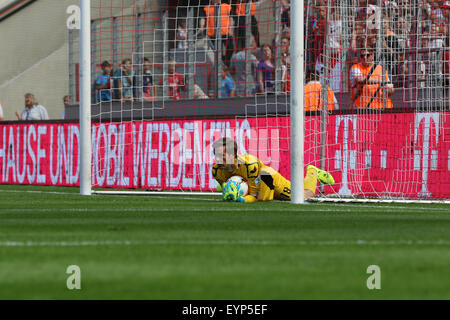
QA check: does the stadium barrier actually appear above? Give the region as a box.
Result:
[0,110,449,199]
[64,92,450,122]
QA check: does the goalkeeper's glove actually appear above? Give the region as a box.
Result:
[223,181,238,201]
[222,181,246,202]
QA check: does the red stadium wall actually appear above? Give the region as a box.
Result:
[0,111,449,198]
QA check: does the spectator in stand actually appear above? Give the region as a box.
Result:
[427,0,445,26]
[234,0,260,49]
[397,0,412,18]
[176,17,188,49]
[116,58,135,101]
[364,4,380,47]
[443,36,449,94]
[194,84,210,99]
[230,40,258,96]
[61,95,70,120]
[349,20,365,64]
[393,50,409,88]
[350,47,394,109]
[383,0,400,20]
[281,36,290,69]
[326,6,342,55]
[395,16,411,50]
[304,70,339,111]
[199,0,235,67]
[184,76,210,99]
[281,26,290,42]
[143,58,157,101]
[250,34,263,61]
[421,0,445,35]
[443,1,450,30]
[0,100,4,121]
[15,93,49,120]
[280,0,290,30]
[313,5,343,93]
[160,60,184,100]
[282,58,291,93]
[428,21,445,49]
[248,0,259,45]
[280,36,291,93]
[257,44,275,94]
[95,60,113,102]
[311,4,327,65]
[220,65,235,98]
[443,2,450,47]
[423,21,445,86]
[382,16,400,78]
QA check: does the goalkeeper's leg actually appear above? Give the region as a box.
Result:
[248,166,335,201]
[304,166,318,199]
[272,165,334,200]
[304,165,335,198]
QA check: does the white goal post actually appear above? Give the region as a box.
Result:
[79,0,92,196]
[78,0,306,202]
[76,0,450,203]
[290,0,305,204]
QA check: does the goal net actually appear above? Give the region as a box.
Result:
[302,0,450,202]
[76,0,450,202]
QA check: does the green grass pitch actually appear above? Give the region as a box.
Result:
[1,184,449,299]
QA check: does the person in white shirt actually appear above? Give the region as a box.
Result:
[0,100,4,121]
[15,93,49,121]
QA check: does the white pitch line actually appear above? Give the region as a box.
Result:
[1,189,449,208]
[0,189,222,201]
[0,207,357,214]
[146,196,221,202]
[93,191,222,196]
[332,203,450,211]
[1,205,450,214]
[1,239,450,247]
[0,189,221,202]
[0,189,79,196]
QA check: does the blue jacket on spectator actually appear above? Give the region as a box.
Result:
[95,73,112,102]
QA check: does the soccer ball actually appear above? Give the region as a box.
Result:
[226,175,249,197]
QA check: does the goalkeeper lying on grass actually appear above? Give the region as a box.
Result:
[212,137,335,202]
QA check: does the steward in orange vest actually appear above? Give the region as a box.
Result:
[199,0,235,66]
[304,72,338,111]
[349,49,394,109]
[202,0,232,38]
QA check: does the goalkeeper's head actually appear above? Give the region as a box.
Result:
[212,137,238,173]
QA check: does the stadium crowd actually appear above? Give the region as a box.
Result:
[91,0,449,109]
[2,0,449,121]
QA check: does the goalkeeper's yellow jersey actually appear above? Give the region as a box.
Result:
[212,154,263,198]
[212,154,292,202]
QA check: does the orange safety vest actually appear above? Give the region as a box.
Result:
[304,81,336,111]
[204,4,232,38]
[236,2,256,16]
[350,63,393,109]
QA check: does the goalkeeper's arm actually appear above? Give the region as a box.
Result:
[222,181,258,203]
[242,194,257,203]
[217,184,257,202]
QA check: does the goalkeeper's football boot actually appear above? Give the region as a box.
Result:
[307,165,335,186]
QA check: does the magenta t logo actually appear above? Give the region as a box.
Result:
[335,115,358,196]
[414,113,440,197]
